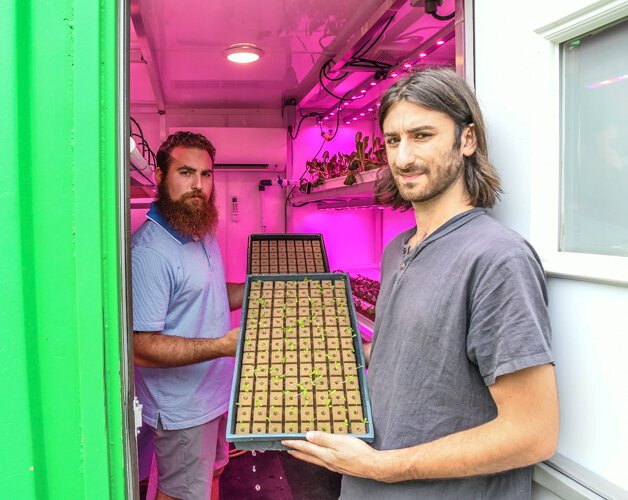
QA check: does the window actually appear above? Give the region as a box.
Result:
[561,17,628,257]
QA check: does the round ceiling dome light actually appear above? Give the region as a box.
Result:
[224,43,264,64]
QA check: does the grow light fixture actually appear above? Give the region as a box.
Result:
[224,43,264,64]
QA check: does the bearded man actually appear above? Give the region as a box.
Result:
[132,131,243,500]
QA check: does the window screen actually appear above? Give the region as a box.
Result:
[561,17,628,257]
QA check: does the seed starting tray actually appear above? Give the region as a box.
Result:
[226,273,374,450]
[247,234,329,275]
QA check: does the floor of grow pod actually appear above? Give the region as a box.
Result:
[138,447,342,499]
[219,448,342,499]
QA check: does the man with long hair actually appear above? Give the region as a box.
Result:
[284,69,559,499]
[132,131,244,499]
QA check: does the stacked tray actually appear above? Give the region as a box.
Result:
[227,274,373,450]
[247,234,329,274]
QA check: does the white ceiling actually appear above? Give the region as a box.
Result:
[130,0,456,112]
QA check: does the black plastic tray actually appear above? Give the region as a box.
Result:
[227,273,374,450]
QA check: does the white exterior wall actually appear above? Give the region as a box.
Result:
[474,0,628,493]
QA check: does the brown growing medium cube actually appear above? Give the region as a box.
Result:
[251,422,267,434]
[230,275,372,448]
[302,422,316,433]
[333,421,349,434]
[268,422,282,434]
[331,406,347,421]
[236,422,251,434]
[350,422,366,434]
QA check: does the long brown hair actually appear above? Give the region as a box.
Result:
[375,68,502,210]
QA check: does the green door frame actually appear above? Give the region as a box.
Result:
[0,0,137,497]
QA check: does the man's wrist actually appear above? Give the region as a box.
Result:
[371,449,405,483]
[212,335,227,358]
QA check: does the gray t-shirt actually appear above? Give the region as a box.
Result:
[341,209,553,499]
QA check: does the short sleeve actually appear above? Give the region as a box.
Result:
[467,244,553,385]
[132,246,174,332]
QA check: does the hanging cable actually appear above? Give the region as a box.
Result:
[316,15,396,102]
[318,60,348,101]
[430,9,454,20]
[283,136,328,229]
[289,111,323,141]
[321,59,349,82]
[424,0,455,21]
[130,116,158,187]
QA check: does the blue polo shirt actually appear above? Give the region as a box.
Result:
[131,203,233,430]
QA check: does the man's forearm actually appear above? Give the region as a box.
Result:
[134,332,230,368]
[375,415,552,482]
[226,282,244,311]
[363,342,372,367]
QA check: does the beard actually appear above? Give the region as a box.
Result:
[155,180,219,239]
[393,147,464,204]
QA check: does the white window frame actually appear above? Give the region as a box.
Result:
[533,0,628,286]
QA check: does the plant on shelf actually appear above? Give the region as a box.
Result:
[335,272,380,322]
[300,132,387,192]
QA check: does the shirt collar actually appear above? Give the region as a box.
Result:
[146,202,193,245]
[402,207,487,249]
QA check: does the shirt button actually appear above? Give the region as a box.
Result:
[400,262,406,270]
